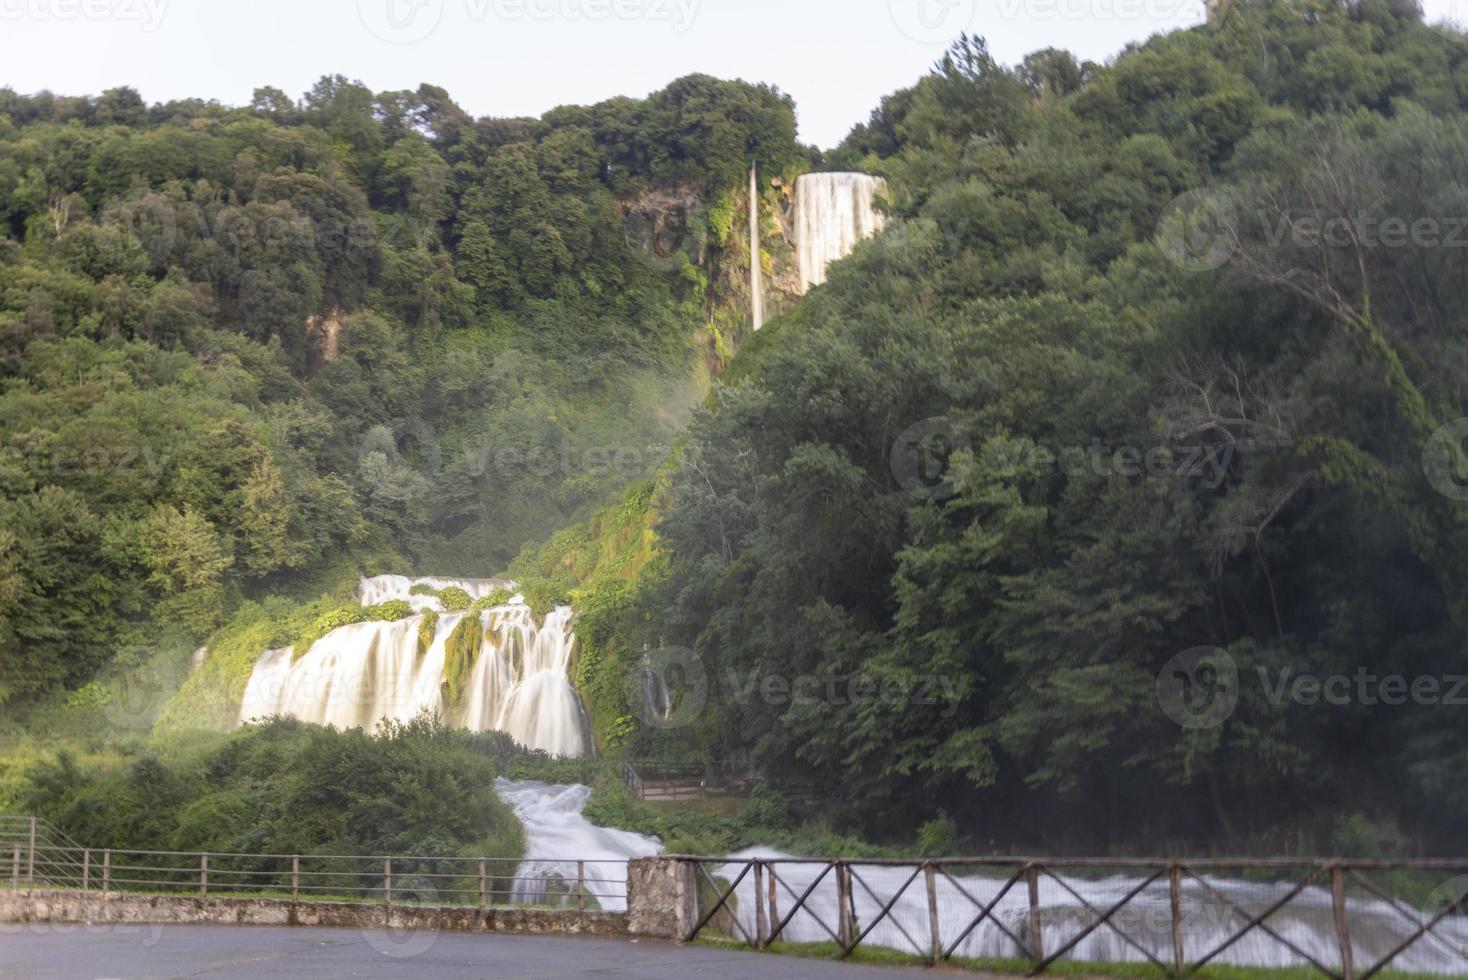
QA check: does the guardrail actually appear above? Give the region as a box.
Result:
[2,816,627,912]
[681,856,1468,980]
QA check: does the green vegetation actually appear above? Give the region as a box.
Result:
[13,715,524,859]
[508,479,664,751]
[0,71,800,716]
[417,609,439,660]
[548,7,1468,855]
[582,777,890,857]
[441,615,484,710]
[470,587,516,612]
[4,0,1468,867]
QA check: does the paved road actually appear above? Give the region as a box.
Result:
[0,923,938,978]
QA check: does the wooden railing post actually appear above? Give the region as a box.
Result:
[9,844,17,890]
[82,848,90,893]
[384,858,392,906]
[102,849,110,897]
[1169,863,1185,976]
[768,863,779,945]
[26,816,36,883]
[1332,864,1355,980]
[577,861,585,912]
[200,853,209,898]
[291,856,299,903]
[836,862,854,952]
[926,863,942,964]
[753,862,767,948]
[478,859,487,910]
[1026,864,1045,964]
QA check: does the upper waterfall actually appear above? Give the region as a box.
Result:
[795,172,887,292]
[237,576,591,757]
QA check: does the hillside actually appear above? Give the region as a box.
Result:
[3,0,1468,858]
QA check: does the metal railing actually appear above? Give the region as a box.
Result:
[0,816,86,890]
[621,762,821,806]
[2,817,627,912]
[682,857,1468,980]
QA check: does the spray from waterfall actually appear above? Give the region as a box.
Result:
[795,172,887,292]
[237,577,591,757]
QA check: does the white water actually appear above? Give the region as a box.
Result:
[482,783,1464,973]
[713,850,1468,974]
[496,779,660,913]
[237,576,591,756]
[795,172,887,292]
[357,574,513,611]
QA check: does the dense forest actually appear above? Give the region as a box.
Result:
[0,72,799,703]
[3,0,1467,857]
[526,1,1468,854]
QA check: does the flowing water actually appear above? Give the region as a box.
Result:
[496,778,660,913]
[795,172,887,292]
[237,576,591,756]
[484,787,1465,972]
[713,849,1468,974]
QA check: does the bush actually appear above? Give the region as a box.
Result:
[470,588,515,612]
[18,716,525,861]
[365,600,414,622]
[916,812,960,858]
[736,783,792,831]
[293,606,369,659]
[436,587,473,611]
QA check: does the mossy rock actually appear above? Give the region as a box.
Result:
[440,616,484,709]
[417,610,439,661]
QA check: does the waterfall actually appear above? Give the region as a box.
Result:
[750,160,764,331]
[794,172,887,292]
[237,576,591,756]
[496,778,661,912]
[713,850,1468,973]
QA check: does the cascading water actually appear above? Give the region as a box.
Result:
[496,779,661,913]
[794,172,887,292]
[237,576,591,756]
[713,849,1468,973]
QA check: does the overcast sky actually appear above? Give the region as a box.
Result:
[1,0,1462,148]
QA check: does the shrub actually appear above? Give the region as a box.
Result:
[365,600,414,622]
[293,606,369,660]
[469,588,515,612]
[916,812,960,858]
[436,587,473,611]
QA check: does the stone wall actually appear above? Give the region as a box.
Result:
[0,889,628,937]
[626,856,697,940]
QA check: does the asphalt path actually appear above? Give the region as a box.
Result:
[0,922,942,978]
